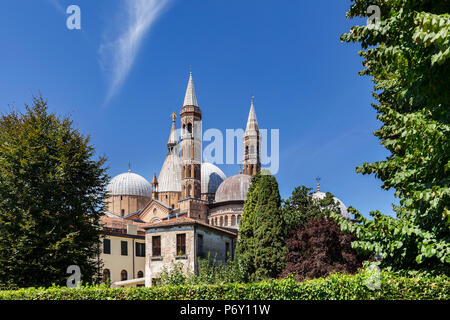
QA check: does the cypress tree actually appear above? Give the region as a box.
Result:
[252,174,287,281]
[236,173,261,281]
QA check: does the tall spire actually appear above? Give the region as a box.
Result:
[243,96,261,176]
[183,69,198,107]
[245,96,259,133]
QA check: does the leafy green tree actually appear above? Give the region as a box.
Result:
[338,1,449,272]
[283,185,342,232]
[0,96,109,288]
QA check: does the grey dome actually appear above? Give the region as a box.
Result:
[106,171,152,197]
[158,153,182,192]
[311,191,350,219]
[215,174,252,202]
[201,162,226,194]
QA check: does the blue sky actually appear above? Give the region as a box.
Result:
[0,0,398,217]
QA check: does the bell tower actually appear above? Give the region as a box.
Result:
[180,70,202,200]
[243,96,261,176]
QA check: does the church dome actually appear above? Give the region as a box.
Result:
[311,191,350,219]
[158,153,182,192]
[215,174,252,202]
[201,162,226,194]
[106,171,152,197]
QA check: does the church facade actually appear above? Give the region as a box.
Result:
[99,71,261,286]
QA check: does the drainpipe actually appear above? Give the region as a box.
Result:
[132,238,135,279]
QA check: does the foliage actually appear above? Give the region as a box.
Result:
[339,1,450,272]
[1,270,448,300]
[235,173,261,280]
[0,96,109,288]
[282,185,342,232]
[281,217,365,281]
[237,174,287,281]
[158,253,246,286]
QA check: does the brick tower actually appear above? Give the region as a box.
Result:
[243,96,261,176]
[178,71,207,220]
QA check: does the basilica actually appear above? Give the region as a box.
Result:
[99,71,262,286]
[98,71,349,287]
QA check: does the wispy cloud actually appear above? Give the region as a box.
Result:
[99,0,173,104]
[47,0,66,14]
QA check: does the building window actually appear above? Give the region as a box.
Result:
[224,216,228,226]
[136,242,145,257]
[121,270,127,281]
[103,238,111,254]
[197,234,204,257]
[102,269,111,283]
[152,278,161,286]
[176,233,186,256]
[121,241,128,256]
[152,236,161,257]
[137,271,144,278]
[121,209,125,216]
[231,215,236,226]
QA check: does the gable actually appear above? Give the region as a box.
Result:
[138,199,172,223]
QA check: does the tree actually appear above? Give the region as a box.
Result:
[281,217,364,281]
[237,173,287,281]
[236,173,261,281]
[338,0,449,272]
[0,96,109,288]
[283,185,342,232]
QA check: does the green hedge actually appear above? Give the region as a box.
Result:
[1,270,448,300]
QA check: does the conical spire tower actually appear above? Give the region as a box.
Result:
[183,70,199,107]
[243,96,261,176]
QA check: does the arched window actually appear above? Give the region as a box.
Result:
[220,216,223,226]
[187,165,191,178]
[153,208,157,215]
[237,215,241,225]
[231,215,236,226]
[188,184,192,198]
[137,271,144,278]
[187,123,192,134]
[224,216,228,226]
[245,145,249,155]
[121,270,128,281]
[103,269,111,283]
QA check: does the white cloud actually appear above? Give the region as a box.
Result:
[99,0,173,104]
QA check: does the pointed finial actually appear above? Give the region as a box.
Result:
[251,95,255,105]
[316,177,321,192]
[189,65,192,76]
[128,161,132,172]
[171,112,177,122]
[152,172,158,186]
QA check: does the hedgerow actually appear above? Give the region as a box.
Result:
[0,270,448,300]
